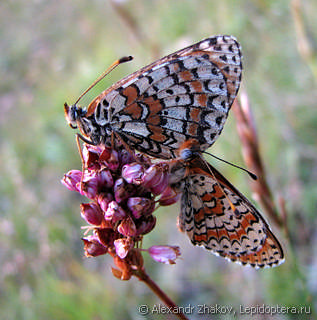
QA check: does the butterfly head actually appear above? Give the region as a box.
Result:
[64,102,103,145]
[64,103,87,129]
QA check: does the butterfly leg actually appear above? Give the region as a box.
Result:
[75,133,92,192]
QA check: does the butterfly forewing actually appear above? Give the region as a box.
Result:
[87,35,242,159]
[176,158,284,268]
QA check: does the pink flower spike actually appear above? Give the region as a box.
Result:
[80,203,104,226]
[114,238,134,259]
[117,216,137,237]
[148,245,181,264]
[61,170,82,192]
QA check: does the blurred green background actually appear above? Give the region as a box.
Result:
[1,0,316,319]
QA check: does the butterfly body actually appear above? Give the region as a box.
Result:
[65,35,242,159]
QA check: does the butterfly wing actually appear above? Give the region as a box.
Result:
[88,35,242,159]
[178,160,284,268]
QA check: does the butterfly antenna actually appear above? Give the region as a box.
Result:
[204,151,257,180]
[74,56,133,105]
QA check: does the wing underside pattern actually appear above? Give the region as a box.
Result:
[88,36,242,158]
[177,163,284,268]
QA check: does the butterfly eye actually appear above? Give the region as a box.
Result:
[64,103,79,129]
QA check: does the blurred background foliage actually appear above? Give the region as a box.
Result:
[1,0,316,319]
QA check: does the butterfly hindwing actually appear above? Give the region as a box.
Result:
[178,159,284,268]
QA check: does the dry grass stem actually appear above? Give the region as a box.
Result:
[232,91,285,231]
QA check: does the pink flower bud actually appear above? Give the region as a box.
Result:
[148,245,181,264]
[82,235,107,257]
[122,163,144,184]
[106,149,119,171]
[80,203,104,226]
[117,216,137,237]
[98,147,111,162]
[127,197,155,219]
[61,170,82,192]
[98,168,113,188]
[120,149,135,166]
[83,144,103,155]
[150,174,169,195]
[105,201,126,223]
[142,164,169,195]
[135,215,156,236]
[159,186,181,206]
[81,172,99,199]
[95,228,118,247]
[113,178,136,203]
[114,238,134,259]
[83,144,102,169]
[97,193,113,212]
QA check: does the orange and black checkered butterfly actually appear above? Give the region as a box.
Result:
[64,35,242,159]
[170,141,284,268]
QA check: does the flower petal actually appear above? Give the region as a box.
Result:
[148,245,181,264]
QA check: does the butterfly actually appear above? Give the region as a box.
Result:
[64,35,242,159]
[169,139,284,268]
